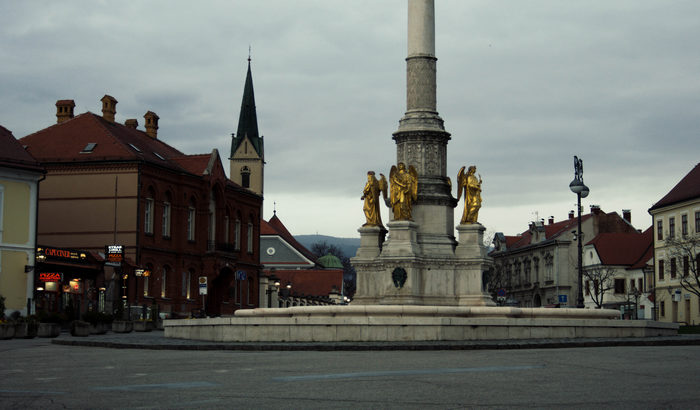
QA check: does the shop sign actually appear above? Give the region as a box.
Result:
[135,268,151,277]
[105,245,124,264]
[38,247,86,261]
[39,272,63,282]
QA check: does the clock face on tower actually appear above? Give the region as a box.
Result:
[266,247,276,256]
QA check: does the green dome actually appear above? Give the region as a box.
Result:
[317,254,343,269]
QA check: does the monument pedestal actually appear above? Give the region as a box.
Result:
[381,220,421,257]
[352,221,495,307]
[355,226,387,260]
[454,223,496,306]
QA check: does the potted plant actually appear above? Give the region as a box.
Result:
[37,311,63,338]
[112,320,133,333]
[133,318,153,332]
[70,320,91,337]
[0,295,14,339]
[83,311,112,334]
[14,315,38,339]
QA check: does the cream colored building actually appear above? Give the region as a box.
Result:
[491,207,638,307]
[649,163,700,325]
[0,126,44,316]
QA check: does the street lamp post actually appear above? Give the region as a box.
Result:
[569,155,589,308]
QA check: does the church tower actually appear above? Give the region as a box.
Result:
[230,57,264,195]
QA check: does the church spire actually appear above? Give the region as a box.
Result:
[231,56,263,159]
[230,54,265,196]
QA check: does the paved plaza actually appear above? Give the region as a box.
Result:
[1,332,700,409]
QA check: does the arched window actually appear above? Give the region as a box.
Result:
[234,213,241,250]
[247,220,254,253]
[182,269,192,299]
[187,197,196,242]
[241,166,251,188]
[544,254,554,282]
[224,208,231,245]
[144,187,155,234]
[162,191,172,238]
[161,266,170,298]
[208,189,217,247]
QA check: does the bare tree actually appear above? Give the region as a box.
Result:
[583,265,616,308]
[486,261,510,304]
[664,233,700,299]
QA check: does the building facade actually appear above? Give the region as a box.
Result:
[582,229,654,319]
[259,213,343,307]
[0,126,44,316]
[649,163,700,325]
[20,96,262,319]
[490,207,638,307]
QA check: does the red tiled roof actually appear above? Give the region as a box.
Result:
[170,154,211,176]
[265,214,317,262]
[588,227,652,267]
[260,219,277,235]
[650,163,700,211]
[507,214,594,250]
[0,125,44,173]
[629,227,654,269]
[272,269,343,298]
[505,236,522,248]
[19,112,191,174]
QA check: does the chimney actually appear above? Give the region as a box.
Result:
[590,204,601,215]
[144,111,159,139]
[101,95,118,122]
[55,100,75,123]
[548,216,554,225]
[569,210,575,220]
[125,119,138,129]
[622,209,631,223]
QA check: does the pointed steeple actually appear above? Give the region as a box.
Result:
[231,57,263,159]
[230,54,265,196]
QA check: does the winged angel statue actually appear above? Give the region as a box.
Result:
[457,165,482,224]
[389,162,418,221]
[361,171,387,228]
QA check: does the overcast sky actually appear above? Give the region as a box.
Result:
[1,1,698,240]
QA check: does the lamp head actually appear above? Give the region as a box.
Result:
[580,184,590,198]
[569,179,584,194]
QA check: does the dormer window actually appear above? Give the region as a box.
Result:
[80,143,97,153]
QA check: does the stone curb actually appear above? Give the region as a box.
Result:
[51,335,700,351]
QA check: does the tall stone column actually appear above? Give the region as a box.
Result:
[393,0,456,255]
[352,0,493,307]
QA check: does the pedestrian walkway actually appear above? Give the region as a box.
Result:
[44,329,700,351]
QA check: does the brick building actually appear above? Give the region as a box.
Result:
[20,95,262,319]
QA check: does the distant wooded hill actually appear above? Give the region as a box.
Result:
[295,235,360,258]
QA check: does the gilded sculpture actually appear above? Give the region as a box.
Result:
[389,162,418,221]
[457,165,482,224]
[361,171,387,228]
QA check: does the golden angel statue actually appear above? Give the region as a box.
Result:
[361,171,387,228]
[389,162,418,221]
[457,165,482,224]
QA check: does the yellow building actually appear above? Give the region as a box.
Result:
[0,126,44,316]
[649,163,700,325]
